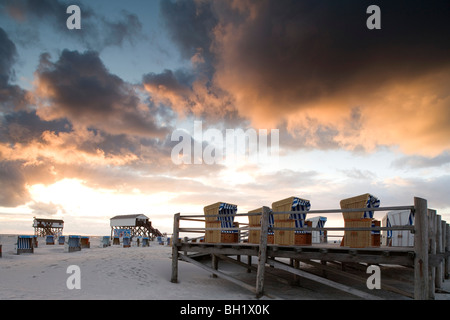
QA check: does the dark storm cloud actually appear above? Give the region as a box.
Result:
[158,0,450,154]
[211,0,450,112]
[0,27,28,111]
[35,49,169,138]
[160,0,217,66]
[1,0,143,50]
[0,161,31,207]
[0,110,71,145]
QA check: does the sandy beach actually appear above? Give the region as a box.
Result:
[1,234,449,302]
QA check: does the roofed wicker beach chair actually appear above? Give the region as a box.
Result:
[16,235,34,255]
[340,193,380,248]
[248,207,275,244]
[204,202,239,243]
[272,196,311,246]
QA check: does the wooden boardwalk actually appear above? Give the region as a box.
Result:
[171,197,450,300]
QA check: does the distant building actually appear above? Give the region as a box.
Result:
[33,218,64,237]
[110,214,162,239]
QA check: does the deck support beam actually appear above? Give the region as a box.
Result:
[255,206,270,298]
[414,197,429,300]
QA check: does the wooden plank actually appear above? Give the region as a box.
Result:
[428,209,436,299]
[256,206,270,298]
[267,259,383,300]
[265,248,414,266]
[179,253,257,294]
[176,242,414,266]
[414,197,429,300]
[180,206,415,218]
[217,254,257,271]
[446,224,450,279]
[171,213,180,283]
[436,215,443,288]
[301,259,414,299]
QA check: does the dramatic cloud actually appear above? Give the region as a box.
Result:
[0,0,143,50]
[142,68,239,124]
[0,110,71,146]
[1,1,449,233]
[0,36,175,207]
[33,49,169,138]
[0,27,28,111]
[0,161,31,207]
[158,0,450,155]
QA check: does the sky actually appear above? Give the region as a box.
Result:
[0,0,449,236]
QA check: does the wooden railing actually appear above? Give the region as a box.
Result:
[171,197,450,299]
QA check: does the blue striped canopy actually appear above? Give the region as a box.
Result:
[218,203,237,233]
[316,217,327,235]
[17,236,33,249]
[289,198,311,233]
[268,212,274,235]
[363,195,380,219]
[68,235,81,247]
[408,211,414,225]
[387,218,392,238]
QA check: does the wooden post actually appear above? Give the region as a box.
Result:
[212,254,219,278]
[414,197,429,300]
[255,206,270,298]
[436,215,443,288]
[428,209,436,299]
[441,220,446,281]
[293,259,300,285]
[446,223,450,279]
[171,213,180,283]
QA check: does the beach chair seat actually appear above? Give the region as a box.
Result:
[340,193,380,248]
[272,197,311,246]
[307,216,327,244]
[383,210,414,246]
[46,235,55,245]
[248,207,275,244]
[16,236,34,254]
[65,235,81,252]
[204,202,238,243]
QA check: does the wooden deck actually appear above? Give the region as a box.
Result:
[176,242,416,266]
[170,197,450,300]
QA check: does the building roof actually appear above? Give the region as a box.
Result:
[110,214,148,220]
[33,218,64,224]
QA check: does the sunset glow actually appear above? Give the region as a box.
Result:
[0,1,449,236]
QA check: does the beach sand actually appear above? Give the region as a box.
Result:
[1,234,449,300]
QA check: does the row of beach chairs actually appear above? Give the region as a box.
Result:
[110,236,152,247]
[12,235,89,254]
[14,235,90,254]
[8,235,158,256]
[44,235,90,247]
[202,193,415,248]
